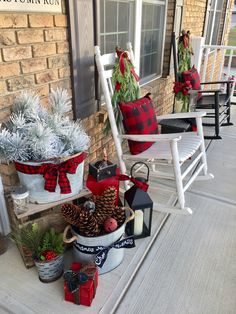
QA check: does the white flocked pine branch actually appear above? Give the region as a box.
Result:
[0,88,90,162]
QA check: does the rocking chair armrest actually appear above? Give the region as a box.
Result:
[118,133,181,142]
[200,80,234,85]
[156,111,206,121]
[197,89,222,93]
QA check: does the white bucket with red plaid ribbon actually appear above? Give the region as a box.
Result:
[14,153,85,204]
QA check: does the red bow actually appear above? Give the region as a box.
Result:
[15,153,85,194]
[39,159,79,194]
[173,81,192,96]
[117,174,149,192]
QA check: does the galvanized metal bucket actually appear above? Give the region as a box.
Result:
[34,254,64,283]
[15,153,84,204]
[63,208,134,274]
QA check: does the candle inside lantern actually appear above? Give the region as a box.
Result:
[133,210,143,236]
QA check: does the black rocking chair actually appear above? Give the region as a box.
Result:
[172,31,233,140]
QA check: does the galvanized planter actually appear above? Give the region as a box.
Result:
[15,153,84,204]
[63,208,134,275]
[34,254,64,283]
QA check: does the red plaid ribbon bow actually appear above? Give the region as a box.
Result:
[117,174,149,191]
[173,81,192,96]
[15,153,85,194]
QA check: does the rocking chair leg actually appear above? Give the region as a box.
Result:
[170,140,188,212]
[215,91,220,138]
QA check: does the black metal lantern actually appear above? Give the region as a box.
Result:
[125,162,153,239]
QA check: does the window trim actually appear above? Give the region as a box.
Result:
[204,0,225,45]
[99,0,168,85]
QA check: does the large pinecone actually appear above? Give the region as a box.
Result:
[61,203,81,228]
[93,186,117,225]
[78,211,100,237]
[112,206,126,227]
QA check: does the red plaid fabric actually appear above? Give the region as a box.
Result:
[182,66,202,99]
[119,94,158,155]
[15,153,86,194]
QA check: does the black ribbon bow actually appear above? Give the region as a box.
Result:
[73,236,135,268]
[64,270,88,293]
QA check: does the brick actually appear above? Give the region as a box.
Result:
[0,63,20,79]
[56,42,69,54]
[0,14,27,28]
[31,85,50,98]
[48,54,69,68]
[0,94,17,110]
[50,79,71,92]
[17,30,44,44]
[32,43,56,57]
[6,75,35,92]
[58,67,70,78]
[35,69,58,84]
[2,46,32,62]
[29,15,54,28]
[54,15,68,27]
[40,97,50,108]
[0,81,7,94]
[0,109,11,122]
[44,29,67,42]
[21,58,47,74]
[0,31,16,46]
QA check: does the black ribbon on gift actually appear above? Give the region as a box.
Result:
[64,270,89,304]
[73,236,135,268]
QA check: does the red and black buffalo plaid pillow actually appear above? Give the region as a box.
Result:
[182,66,202,99]
[119,94,158,155]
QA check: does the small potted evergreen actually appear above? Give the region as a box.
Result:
[12,223,64,282]
[0,88,90,203]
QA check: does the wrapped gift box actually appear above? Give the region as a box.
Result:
[64,263,98,306]
[86,168,120,205]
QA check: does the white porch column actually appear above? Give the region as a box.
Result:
[191,36,205,73]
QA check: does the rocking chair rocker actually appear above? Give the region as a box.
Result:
[95,44,214,214]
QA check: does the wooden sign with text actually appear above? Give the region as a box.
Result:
[0,0,62,13]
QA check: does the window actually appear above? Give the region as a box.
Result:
[98,0,167,84]
[204,0,224,45]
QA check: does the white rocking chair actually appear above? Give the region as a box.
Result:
[95,44,214,215]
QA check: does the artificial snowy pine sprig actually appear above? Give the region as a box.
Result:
[50,88,71,116]
[58,121,90,156]
[0,131,30,162]
[27,122,58,161]
[0,89,90,162]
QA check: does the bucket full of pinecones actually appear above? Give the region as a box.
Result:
[62,186,135,274]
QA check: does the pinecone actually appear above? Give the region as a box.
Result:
[112,206,126,227]
[61,203,81,228]
[78,210,100,237]
[93,186,117,225]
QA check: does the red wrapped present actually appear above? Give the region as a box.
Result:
[86,168,120,205]
[64,263,98,306]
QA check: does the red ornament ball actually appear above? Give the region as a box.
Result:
[41,250,57,261]
[103,217,118,233]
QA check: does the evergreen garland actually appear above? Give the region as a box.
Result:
[178,30,193,74]
[104,47,140,134]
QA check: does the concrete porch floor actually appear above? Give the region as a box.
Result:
[0,107,236,314]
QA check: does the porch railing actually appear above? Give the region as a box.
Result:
[191,36,236,98]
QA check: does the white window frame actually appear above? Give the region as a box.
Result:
[99,0,168,85]
[204,0,224,45]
